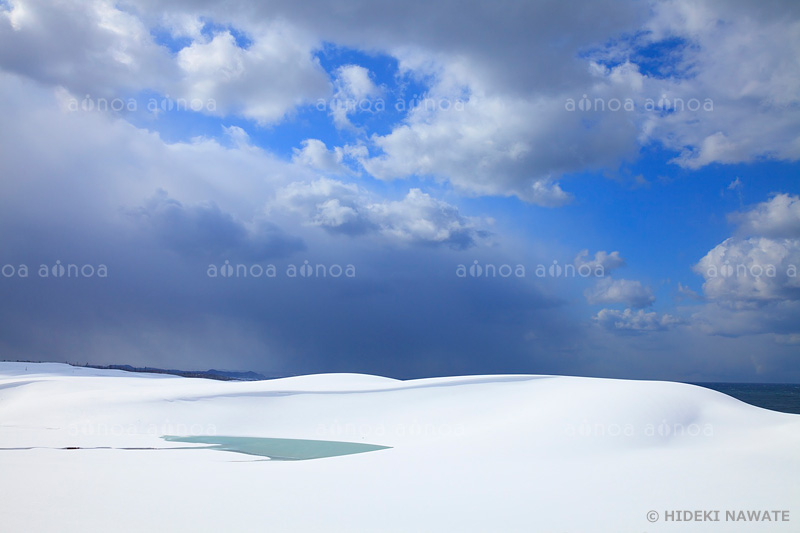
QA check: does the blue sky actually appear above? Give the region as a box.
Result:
[0,0,799,381]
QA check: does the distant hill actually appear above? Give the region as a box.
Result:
[80,363,272,381]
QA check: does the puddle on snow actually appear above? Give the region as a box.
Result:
[162,435,391,460]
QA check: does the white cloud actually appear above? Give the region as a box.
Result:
[0,0,172,96]
[727,177,743,191]
[4,0,798,199]
[731,193,800,239]
[273,178,488,248]
[175,24,329,124]
[335,65,377,100]
[222,125,252,149]
[0,70,316,231]
[594,308,685,332]
[641,0,800,169]
[329,64,380,129]
[292,139,348,174]
[359,83,637,205]
[0,1,331,125]
[693,237,800,303]
[354,0,799,201]
[692,193,800,337]
[160,12,204,40]
[574,250,626,274]
[585,277,655,309]
[369,189,488,248]
[4,0,797,203]
[694,194,800,305]
[676,282,701,301]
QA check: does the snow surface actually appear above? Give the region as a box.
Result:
[0,362,798,532]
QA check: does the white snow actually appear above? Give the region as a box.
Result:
[0,362,798,532]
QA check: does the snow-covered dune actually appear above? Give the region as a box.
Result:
[0,362,798,532]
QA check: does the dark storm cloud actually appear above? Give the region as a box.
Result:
[132,190,305,261]
[0,72,581,378]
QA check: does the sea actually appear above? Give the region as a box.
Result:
[691,383,800,415]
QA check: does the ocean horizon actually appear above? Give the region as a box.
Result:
[692,383,800,415]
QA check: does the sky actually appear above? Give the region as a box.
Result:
[0,0,799,381]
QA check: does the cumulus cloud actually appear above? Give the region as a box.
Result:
[692,193,800,337]
[640,0,800,169]
[594,308,685,332]
[292,139,348,174]
[273,178,489,248]
[693,237,800,304]
[585,277,655,309]
[574,250,626,274]
[329,64,380,129]
[175,24,329,124]
[695,195,800,305]
[352,0,800,202]
[0,1,331,124]
[0,0,173,96]
[359,86,634,205]
[731,193,800,239]
[5,0,797,202]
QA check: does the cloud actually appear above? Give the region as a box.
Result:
[594,308,685,332]
[329,64,380,129]
[274,178,489,248]
[641,0,800,169]
[0,70,575,378]
[731,193,800,239]
[6,0,798,203]
[351,0,799,201]
[367,188,490,249]
[695,194,800,305]
[690,301,800,338]
[574,250,626,274]
[693,237,800,303]
[0,1,331,124]
[131,190,304,261]
[2,0,800,381]
[727,177,742,191]
[676,282,702,301]
[292,139,349,174]
[585,277,655,309]
[691,192,800,337]
[359,86,635,205]
[175,24,329,124]
[0,0,173,96]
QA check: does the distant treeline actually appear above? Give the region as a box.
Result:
[83,364,272,381]
[5,359,276,381]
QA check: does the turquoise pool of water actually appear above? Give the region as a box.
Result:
[162,435,391,460]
